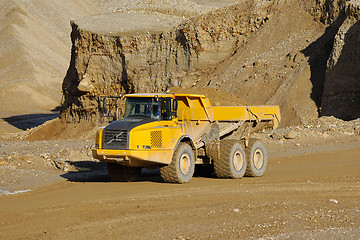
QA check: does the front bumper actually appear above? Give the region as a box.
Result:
[92,148,172,167]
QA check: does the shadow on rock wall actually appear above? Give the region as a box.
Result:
[301,13,345,116]
[321,20,360,120]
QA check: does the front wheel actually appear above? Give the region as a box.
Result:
[244,139,267,177]
[160,142,195,183]
[107,163,142,182]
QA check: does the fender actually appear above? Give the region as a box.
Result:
[174,135,196,151]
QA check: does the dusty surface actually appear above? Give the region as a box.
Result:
[0,116,359,239]
[0,135,359,239]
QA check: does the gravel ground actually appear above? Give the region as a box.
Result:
[1,115,359,193]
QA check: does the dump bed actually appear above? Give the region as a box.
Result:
[174,94,281,129]
[212,106,280,128]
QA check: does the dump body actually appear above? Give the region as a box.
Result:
[175,94,280,127]
[174,94,280,148]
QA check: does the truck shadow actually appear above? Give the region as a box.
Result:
[60,162,212,183]
[60,162,164,183]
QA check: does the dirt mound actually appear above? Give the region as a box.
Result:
[23,118,98,141]
[197,2,326,126]
[169,87,248,106]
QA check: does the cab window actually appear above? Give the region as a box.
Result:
[161,98,172,120]
[124,97,160,120]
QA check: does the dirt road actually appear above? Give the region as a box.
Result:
[0,143,359,240]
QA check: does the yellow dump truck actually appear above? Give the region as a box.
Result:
[92,93,280,183]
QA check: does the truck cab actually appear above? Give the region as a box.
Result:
[93,93,194,182]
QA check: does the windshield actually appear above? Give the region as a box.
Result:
[124,97,160,120]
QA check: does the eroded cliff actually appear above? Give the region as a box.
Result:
[60,0,360,125]
[321,1,360,120]
[61,0,278,122]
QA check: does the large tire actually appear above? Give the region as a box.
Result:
[214,139,247,179]
[160,142,195,183]
[244,139,267,177]
[107,163,142,182]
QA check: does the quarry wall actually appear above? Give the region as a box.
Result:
[60,0,360,125]
[61,0,277,122]
[321,1,360,120]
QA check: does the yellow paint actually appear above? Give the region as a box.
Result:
[95,127,104,148]
[129,121,183,150]
[92,93,281,166]
[92,148,173,166]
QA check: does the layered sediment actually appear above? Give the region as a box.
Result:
[60,0,360,125]
[61,0,278,122]
[321,1,360,120]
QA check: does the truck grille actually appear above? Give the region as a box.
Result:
[150,131,162,148]
[103,129,128,149]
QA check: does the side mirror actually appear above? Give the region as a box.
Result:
[102,98,107,115]
[173,99,178,111]
[172,99,178,118]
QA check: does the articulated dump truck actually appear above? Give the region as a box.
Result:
[92,93,280,183]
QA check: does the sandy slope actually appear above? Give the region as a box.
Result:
[197,3,326,126]
[0,0,102,117]
[0,0,239,117]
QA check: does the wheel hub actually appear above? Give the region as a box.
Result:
[233,150,244,171]
[180,153,191,175]
[254,149,264,169]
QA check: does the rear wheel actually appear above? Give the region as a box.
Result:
[245,139,267,177]
[107,163,142,182]
[160,142,195,183]
[214,139,247,179]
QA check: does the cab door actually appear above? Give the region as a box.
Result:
[155,98,180,150]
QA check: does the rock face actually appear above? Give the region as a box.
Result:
[321,1,360,120]
[199,2,325,126]
[60,0,360,125]
[61,0,279,122]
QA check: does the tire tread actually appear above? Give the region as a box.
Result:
[160,143,194,183]
[214,139,242,179]
[244,138,267,177]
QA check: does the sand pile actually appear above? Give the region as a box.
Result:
[0,0,102,133]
